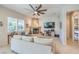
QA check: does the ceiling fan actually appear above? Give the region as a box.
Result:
[25,4,47,16]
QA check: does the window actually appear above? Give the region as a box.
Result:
[17,19,24,32]
[8,17,17,32]
[8,17,24,32]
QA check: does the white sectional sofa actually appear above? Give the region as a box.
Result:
[11,35,53,54]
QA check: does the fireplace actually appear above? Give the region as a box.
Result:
[33,28,39,34]
[30,17,41,34]
[30,27,41,34]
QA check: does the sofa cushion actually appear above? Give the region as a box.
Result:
[22,36,33,42]
[34,37,53,46]
[13,35,22,40]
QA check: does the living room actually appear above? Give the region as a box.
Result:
[0,4,79,54]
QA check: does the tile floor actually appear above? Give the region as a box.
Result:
[53,39,79,54]
[0,45,14,54]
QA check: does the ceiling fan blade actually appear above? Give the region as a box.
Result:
[37,13,40,16]
[29,4,35,11]
[33,13,35,16]
[38,9,47,12]
[40,12,45,14]
[36,4,42,11]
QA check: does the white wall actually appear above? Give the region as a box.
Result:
[0,6,25,46]
[25,16,32,33]
[39,15,60,35]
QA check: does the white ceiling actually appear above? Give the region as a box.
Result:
[1,4,79,17]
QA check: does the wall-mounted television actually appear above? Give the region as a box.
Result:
[44,22,55,28]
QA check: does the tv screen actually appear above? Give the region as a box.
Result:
[44,22,55,28]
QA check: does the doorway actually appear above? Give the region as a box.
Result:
[66,12,73,45]
[67,11,79,46]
